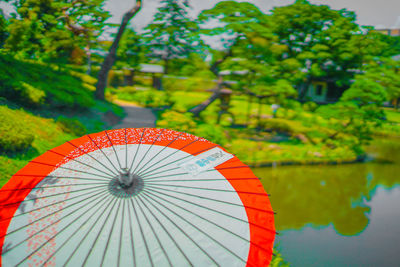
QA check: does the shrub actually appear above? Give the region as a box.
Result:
[303,101,318,112]
[57,116,87,136]
[157,111,196,133]
[0,106,35,152]
[194,124,228,146]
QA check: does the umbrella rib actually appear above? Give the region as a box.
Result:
[87,134,121,174]
[117,200,126,267]
[63,196,118,266]
[135,195,173,267]
[145,186,277,235]
[147,178,260,182]
[146,183,269,196]
[139,192,219,266]
[136,137,207,178]
[47,149,115,178]
[129,198,155,267]
[2,188,109,254]
[131,129,166,175]
[126,199,137,267]
[142,164,249,181]
[133,132,185,177]
[105,130,123,170]
[66,141,119,177]
[0,182,108,193]
[40,192,113,266]
[142,143,227,177]
[135,195,193,266]
[15,190,111,266]
[0,184,107,209]
[142,191,249,265]
[29,160,112,180]
[100,199,123,267]
[128,128,146,174]
[144,184,275,214]
[81,198,121,266]
[138,144,220,179]
[0,185,109,223]
[143,188,274,257]
[9,173,108,182]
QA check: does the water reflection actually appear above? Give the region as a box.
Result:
[254,138,400,236]
[253,138,400,266]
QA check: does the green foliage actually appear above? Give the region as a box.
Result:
[270,251,290,267]
[0,53,95,109]
[163,77,216,92]
[0,10,8,47]
[0,106,35,152]
[256,118,300,134]
[229,138,357,166]
[143,0,202,73]
[169,91,211,112]
[57,116,87,136]
[0,105,78,187]
[156,110,228,145]
[157,111,196,133]
[116,88,173,108]
[116,29,144,70]
[341,76,387,106]
[4,0,109,64]
[302,101,319,112]
[195,123,228,146]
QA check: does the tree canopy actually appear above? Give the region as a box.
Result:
[144,0,201,74]
[4,0,109,65]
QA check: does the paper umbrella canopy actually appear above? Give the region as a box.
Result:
[0,128,275,266]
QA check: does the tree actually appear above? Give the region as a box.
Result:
[361,58,400,109]
[0,10,8,48]
[116,28,145,85]
[317,75,388,154]
[5,0,109,65]
[269,0,386,100]
[191,1,295,117]
[95,0,142,100]
[143,0,201,74]
[199,1,272,76]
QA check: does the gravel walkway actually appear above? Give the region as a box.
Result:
[112,100,156,129]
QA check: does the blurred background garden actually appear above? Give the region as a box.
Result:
[1,0,400,266]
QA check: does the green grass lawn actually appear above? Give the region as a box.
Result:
[110,86,400,166]
[384,108,400,123]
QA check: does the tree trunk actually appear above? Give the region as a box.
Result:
[189,77,223,117]
[95,0,142,100]
[210,48,233,76]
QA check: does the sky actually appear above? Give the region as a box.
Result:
[103,0,400,30]
[1,0,399,30]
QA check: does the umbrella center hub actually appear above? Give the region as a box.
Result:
[108,169,144,198]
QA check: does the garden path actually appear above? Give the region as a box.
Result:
[112,100,156,129]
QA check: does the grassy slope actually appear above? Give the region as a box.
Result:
[0,55,124,187]
[0,106,76,187]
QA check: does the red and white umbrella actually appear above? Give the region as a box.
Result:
[0,128,275,266]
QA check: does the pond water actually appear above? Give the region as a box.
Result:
[253,138,400,267]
